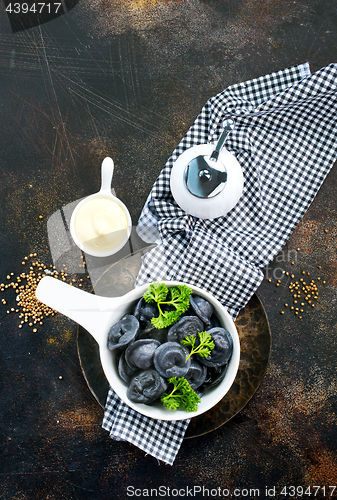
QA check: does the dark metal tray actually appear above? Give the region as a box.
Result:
[77,250,271,438]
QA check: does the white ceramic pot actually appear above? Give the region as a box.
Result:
[36,277,240,421]
[170,144,244,219]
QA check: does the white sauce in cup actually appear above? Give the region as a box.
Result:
[74,197,129,253]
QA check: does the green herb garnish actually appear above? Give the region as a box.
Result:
[161,377,201,412]
[181,331,215,361]
[143,282,193,328]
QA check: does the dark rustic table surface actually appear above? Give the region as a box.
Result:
[0,2,336,499]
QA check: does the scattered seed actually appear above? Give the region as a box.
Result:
[1,254,91,332]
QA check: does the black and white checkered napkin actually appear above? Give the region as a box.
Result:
[103,63,337,464]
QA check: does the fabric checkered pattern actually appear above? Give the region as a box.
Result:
[102,386,189,465]
[136,62,337,318]
[104,63,337,464]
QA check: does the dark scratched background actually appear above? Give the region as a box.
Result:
[0,1,337,498]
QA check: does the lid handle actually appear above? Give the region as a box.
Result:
[210,119,235,161]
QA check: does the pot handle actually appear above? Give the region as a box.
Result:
[35,276,122,345]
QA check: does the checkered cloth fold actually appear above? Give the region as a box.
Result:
[102,388,189,464]
[103,62,337,464]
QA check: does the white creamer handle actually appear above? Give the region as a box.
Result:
[100,157,114,195]
[35,276,123,345]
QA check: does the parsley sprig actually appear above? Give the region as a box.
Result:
[161,377,201,412]
[143,282,193,329]
[181,331,215,361]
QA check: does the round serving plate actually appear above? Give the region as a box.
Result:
[76,248,271,438]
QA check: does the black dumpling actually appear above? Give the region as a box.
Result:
[153,341,191,378]
[127,369,168,405]
[118,351,139,384]
[137,322,168,344]
[107,314,140,351]
[190,295,214,325]
[202,364,229,389]
[125,339,160,371]
[167,316,204,343]
[206,313,222,329]
[198,327,233,367]
[133,297,158,326]
[184,359,207,390]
